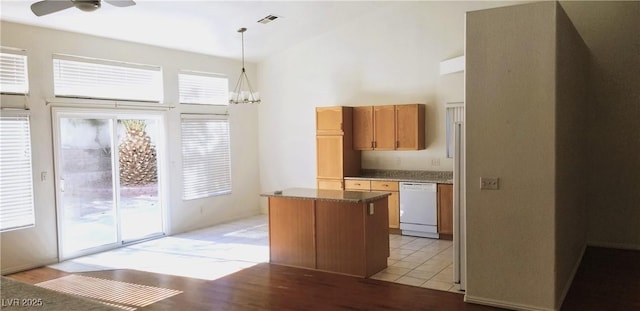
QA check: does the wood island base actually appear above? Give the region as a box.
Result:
[263,188,390,278]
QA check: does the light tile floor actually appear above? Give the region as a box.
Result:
[371,234,461,293]
[53,215,460,293]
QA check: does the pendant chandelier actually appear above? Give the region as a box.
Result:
[229,27,260,104]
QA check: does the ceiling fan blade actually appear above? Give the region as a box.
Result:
[103,0,136,7]
[31,0,75,16]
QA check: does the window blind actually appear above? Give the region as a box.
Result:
[179,72,228,105]
[181,115,232,200]
[0,48,29,94]
[446,104,464,158]
[53,54,162,102]
[0,114,35,232]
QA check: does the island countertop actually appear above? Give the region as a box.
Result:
[261,188,390,203]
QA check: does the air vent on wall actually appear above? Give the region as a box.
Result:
[257,15,279,24]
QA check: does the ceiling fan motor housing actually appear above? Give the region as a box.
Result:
[74,0,101,12]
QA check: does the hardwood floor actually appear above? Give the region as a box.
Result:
[561,247,640,310]
[9,264,500,310]
[8,246,639,310]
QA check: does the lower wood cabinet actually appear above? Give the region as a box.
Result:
[344,180,371,191]
[317,178,344,190]
[437,184,453,237]
[347,179,400,229]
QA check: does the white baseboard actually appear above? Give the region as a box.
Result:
[465,295,554,311]
[1,257,58,276]
[587,241,640,251]
[556,244,587,310]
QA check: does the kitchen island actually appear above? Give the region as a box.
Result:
[261,188,390,278]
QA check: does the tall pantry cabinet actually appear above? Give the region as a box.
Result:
[316,107,361,190]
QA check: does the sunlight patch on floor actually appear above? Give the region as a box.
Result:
[37,274,182,310]
[50,215,269,281]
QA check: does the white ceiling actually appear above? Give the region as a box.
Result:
[2,0,637,69]
[0,0,390,62]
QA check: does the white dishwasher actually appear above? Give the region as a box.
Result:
[399,182,439,239]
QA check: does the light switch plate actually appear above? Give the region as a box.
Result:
[480,177,499,190]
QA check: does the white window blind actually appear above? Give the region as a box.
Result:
[0,48,29,94]
[179,72,228,105]
[53,54,162,102]
[181,115,232,200]
[446,103,464,158]
[0,114,35,232]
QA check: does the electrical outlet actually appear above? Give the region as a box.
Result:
[480,177,499,190]
[431,158,440,166]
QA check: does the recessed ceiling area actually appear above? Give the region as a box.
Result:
[0,1,390,62]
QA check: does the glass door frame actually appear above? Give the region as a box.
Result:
[52,107,168,261]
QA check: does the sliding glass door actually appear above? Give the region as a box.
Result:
[117,118,162,242]
[53,109,165,260]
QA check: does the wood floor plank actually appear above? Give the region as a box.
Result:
[9,246,637,310]
[561,247,640,310]
[7,264,500,310]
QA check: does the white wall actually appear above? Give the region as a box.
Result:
[466,2,558,310]
[257,1,516,201]
[0,22,261,274]
[466,2,592,310]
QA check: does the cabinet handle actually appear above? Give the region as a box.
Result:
[355,183,360,186]
[396,141,399,148]
[373,141,377,148]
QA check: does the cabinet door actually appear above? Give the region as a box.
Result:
[388,191,400,229]
[437,184,453,235]
[317,135,343,179]
[371,181,399,229]
[353,106,374,150]
[374,105,396,150]
[318,179,344,190]
[396,104,425,150]
[316,106,345,135]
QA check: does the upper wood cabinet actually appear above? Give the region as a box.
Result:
[396,104,425,150]
[374,105,396,150]
[316,106,350,135]
[352,104,425,151]
[353,106,374,150]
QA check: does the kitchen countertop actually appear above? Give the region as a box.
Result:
[344,169,454,184]
[261,187,390,203]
